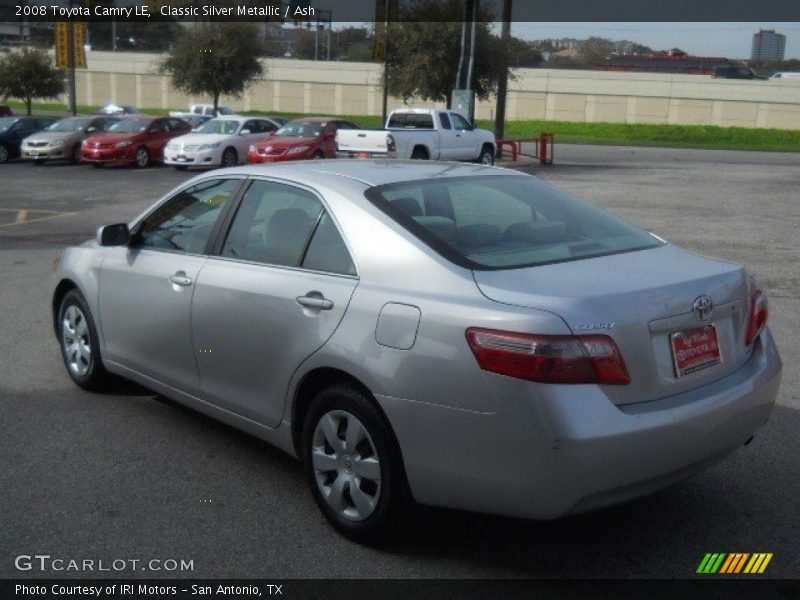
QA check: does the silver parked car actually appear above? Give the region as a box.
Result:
[22,116,119,164]
[52,161,782,542]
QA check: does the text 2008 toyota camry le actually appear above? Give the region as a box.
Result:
[52,161,782,543]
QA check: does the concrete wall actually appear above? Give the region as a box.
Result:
[60,52,800,130]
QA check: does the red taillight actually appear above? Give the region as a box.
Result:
[465,328,630,385]
[745,289,768,346]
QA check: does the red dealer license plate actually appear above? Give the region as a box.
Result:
[670,325,722,378]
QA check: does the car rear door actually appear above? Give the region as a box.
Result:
[191,178,358,427]
[98,177,244,394]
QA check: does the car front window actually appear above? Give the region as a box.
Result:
[194,120,241,135]
[47,118,84,133]
[274,122,323,138]
[0,117,18,132]
[137,179,241,254]
[108,119,148,133]
[366,175,662,270]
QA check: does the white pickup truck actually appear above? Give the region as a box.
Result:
[336,108,496,165]
[169,104,234,118]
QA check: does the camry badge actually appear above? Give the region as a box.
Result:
[574,322,615,330]
[692,295,714,321]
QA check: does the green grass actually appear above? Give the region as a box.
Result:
[7,100,800,153]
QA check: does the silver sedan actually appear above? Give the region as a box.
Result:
[52,161,782,543]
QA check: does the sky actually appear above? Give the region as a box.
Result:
[510,23,800,60]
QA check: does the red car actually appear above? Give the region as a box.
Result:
[81,116,191,168]
[247,118,358,163]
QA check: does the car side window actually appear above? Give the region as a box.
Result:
[451,113,471,130]
[136,179,240,254]
[302,212,356,275]
[243,120,261,133]
[222,180,323,268]
[439,113,452,130]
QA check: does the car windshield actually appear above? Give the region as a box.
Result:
[274,121,323,138]
[108,119,149,133]
[0,117,18,132]
[365,175,662,270]
[46,118,87,132]
[194,120,241,135]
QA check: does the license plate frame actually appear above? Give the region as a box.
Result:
[670,324,722,378]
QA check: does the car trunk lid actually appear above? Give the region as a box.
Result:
[472,244,753,406]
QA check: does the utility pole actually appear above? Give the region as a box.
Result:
[381,0,389,123]
[494,0,512,156]
[67,0,77,115]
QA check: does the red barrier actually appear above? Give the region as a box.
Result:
[495,134,554,165]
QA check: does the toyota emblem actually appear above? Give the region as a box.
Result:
[692,295,714,321]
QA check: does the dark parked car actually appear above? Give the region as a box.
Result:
[0,105,13,117]
[81,117,191,168]
[0,116,59,163]
[712,66,766,80]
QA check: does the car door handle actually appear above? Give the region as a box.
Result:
[169,272,193,287]
[296,293,334,310]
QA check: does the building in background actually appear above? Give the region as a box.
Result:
[751,29,786,62]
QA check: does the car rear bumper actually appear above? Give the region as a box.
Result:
[336,150,387,159]
[378,329,782,519]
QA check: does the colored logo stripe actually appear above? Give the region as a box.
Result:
[697,553,773,574]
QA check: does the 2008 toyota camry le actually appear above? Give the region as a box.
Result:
[52,161,782,543]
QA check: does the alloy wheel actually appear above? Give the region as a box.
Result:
[0,145,8,163]
[311,410,382,522]
[135,147,149,168]
[61,305,92,376]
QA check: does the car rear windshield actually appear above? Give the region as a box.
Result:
[387,113,434,129]
[364,175,662,270]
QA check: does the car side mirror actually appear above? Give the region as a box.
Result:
[147,127,158,134]
[240,129,251,136]
[97,223,130,246]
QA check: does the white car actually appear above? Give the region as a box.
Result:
[164,116,282,169]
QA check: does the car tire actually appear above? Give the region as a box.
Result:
[312,151,325,160]
[410,146,429,160]
[302,384,413,545]
[221,147,237,167]
[0,143,9,163]
[134,146,150,168]
[477,144,494,166]
[57,289,114,391]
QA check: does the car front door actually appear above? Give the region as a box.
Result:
[191,178,358,427]
[98,178,243,393]
[436,112,458,160]
[449,112,478,160]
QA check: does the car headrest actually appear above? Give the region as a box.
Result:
[455,224,503,247]
[412,216,456,243]
[504,221,568,244]
[390,196,423,217]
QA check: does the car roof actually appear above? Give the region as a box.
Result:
[210,160,522,188]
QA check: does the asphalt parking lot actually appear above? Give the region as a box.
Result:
[1,146,798,580]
